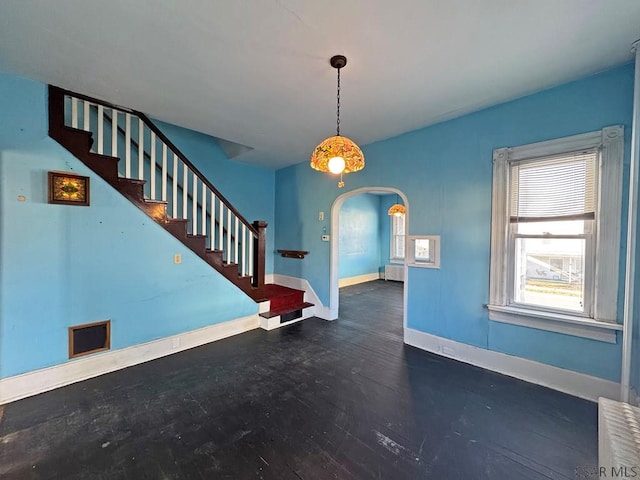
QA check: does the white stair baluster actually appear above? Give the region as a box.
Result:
[241,224,246,276]
[150,131,156,199]
[249,232,254,277]
[210,192,215,250]
[161,143,167,201]
[172,154,178,218]
[125,113,131,177]
[71,97,78,128]
[234,216,239,265]
[182,165,188,220]
[201,185,207,236]
[97,105,104,154]
[192,173,198,235]
[138,120,144,180]
[227,208,232,264]
[111,110,118,158]
[83,100,90,131]
[219,202,224,251]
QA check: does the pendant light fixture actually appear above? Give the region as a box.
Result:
[388,194,406,216]
[310,55,364,188]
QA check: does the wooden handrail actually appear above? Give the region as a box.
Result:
[51,85,258,237]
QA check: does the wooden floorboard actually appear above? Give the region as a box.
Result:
[0,280,597,479]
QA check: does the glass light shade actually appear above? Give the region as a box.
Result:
[388,203,406,216]
[310,135,365,174]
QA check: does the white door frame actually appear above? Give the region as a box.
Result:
[329,186,408,330]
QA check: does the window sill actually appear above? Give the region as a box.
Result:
[389,259,405,265]
[487,305,621,343]
[407,262,440,269]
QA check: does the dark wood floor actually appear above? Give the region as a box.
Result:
[0,280,597,479]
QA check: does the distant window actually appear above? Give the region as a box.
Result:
[390,214,405,260]
[407,235,440,269]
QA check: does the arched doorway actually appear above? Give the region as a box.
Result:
[329,187,408,329]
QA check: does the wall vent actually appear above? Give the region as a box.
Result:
[68,320,111,358]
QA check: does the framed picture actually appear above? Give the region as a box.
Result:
[48,171,90,206]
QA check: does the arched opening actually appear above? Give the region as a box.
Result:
[329,187,408,331]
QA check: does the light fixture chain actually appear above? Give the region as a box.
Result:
[336,67,341,136]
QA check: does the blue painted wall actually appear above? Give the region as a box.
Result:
[275,63,635,381]
[338,194,381,279]
[0,74,268,378]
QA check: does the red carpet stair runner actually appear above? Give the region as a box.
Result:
[259,284,314,323]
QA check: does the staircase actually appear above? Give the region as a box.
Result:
[48,86,312,327]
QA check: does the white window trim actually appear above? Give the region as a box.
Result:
[488,126,624,342]
[407,235,440,269]
[390,214,405,262]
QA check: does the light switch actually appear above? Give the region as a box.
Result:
[174,253,182,264]
[321,235,330,241]
[319,211,324,221]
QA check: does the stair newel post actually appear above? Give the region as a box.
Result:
[252,220,267,289]
[48,86,65,137]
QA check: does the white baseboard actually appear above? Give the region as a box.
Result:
[0,314,260,405]
[338,272,381,288]
[269,273,332,320]
[404,327,620,402]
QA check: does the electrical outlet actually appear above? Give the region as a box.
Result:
[321,234,330,241]
[172,337,181,349]
[173,253,182,264]
[319,211,324,221]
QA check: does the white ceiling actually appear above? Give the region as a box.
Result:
[1,1,639,169]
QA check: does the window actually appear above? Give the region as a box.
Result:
[407,235,440,269]
[510,150,595,314]
[488,126,623,342]
[391,214,405,261]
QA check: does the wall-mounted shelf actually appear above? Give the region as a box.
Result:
[277,249,309,259]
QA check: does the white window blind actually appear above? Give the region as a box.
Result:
[510,150,598,223]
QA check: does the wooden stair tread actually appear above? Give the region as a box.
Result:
[259,302,314,319]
